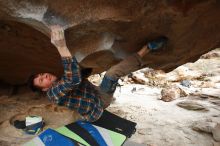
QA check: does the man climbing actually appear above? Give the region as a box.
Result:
[28,25,168,122]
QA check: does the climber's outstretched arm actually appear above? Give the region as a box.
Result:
[50,25,72,58]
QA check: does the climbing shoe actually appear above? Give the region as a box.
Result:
[100,75,119,94]
[147,36,168,51]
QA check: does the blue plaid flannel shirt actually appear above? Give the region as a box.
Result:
[47,57,103,122]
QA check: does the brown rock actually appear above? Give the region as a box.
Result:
[161,86,184,102]
[192,121,220,142]
[200,52,220,59]
[192,121,215,133]
[200,81,215,88]
[132,71,150,85]
[177,101,209,111]
[213,142,220,146]
[0,0,220,85]
[213,123,220,142]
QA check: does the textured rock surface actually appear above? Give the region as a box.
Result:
[0,0,220,85]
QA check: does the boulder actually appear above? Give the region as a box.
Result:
[0,0,220,85]
[161,85,187,102]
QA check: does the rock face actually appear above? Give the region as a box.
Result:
[0,0,220,85]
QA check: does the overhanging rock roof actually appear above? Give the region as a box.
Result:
[0,0,220,84]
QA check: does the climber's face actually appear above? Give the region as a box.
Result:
[33,73,57,91]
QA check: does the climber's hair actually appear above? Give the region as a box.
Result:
[27,68,92,92]
[27,74,42,92]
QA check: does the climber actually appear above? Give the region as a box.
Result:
[28,25,168,122]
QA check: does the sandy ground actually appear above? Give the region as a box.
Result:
[109,84,220,146]
[0,49,219,146]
